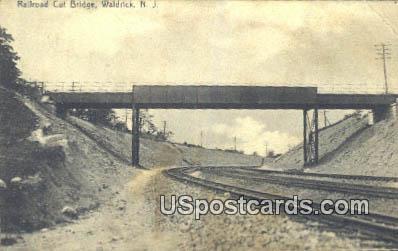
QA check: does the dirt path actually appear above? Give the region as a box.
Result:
[6,167,180,251]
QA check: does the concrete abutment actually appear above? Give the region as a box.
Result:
[372,104,396,123]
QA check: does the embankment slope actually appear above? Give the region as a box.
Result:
[274,111,398,177]
[0,88,136,232]
[313,118,398,177]
[0,88,261,232]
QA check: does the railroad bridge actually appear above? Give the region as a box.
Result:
[47,85,398,167]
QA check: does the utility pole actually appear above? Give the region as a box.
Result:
[71,81,76,92]
[323,110,330,128]
[163,121,167,136]
[375,43,392,94]
[125,109,128,130]
[40,82,45,94]
[233,136,237,151]
[200,131,203,147]
[265,142,268,157]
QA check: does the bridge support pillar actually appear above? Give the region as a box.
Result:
[55,105,67,119]
[303,108,319,166]
[372,105,394,123]
[132,107,140,167]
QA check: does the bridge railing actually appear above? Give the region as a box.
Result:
[28,81,398,95]
[41,82,134,93]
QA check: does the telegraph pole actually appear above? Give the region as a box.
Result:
[265,142,268,157]
[163,121,167,136]
[233,136,237,151]
[323,110,330,128]
[200,131,203,147]
[71,81,76,92]
[375,43,392,94]
[125,110,128,131]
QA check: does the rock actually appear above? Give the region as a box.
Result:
[323,231,336,239]
[0,179,7,189]
[43,122,52,128]
[40,228,49,233]
[28,128,44,143]
[65,228,75,233]
[62,206,78,219]
[21,174,43,188]
[10,177,22,187]
[0,237,17,246]
[10,177,22,183]
[44,135,68,148]
[40,95,54,104]
[178,222,191,233]
[28,128,68,149]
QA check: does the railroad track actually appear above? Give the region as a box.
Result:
[64,115,398,245]
[164,166,398,245]
[201,167,398,199]
[234,166,398,182]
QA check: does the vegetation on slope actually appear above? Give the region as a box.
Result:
[0,26,20,89]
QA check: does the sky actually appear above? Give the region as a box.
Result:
[1,1,398,154]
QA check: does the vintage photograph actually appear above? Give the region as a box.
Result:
[1,0,398,250]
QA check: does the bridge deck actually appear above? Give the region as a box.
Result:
[48,86,397,110]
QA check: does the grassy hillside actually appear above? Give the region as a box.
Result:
[0,88,134,232]
[0,88,261,232]
[67,116,184,168]
[174,144,262,166]
[67,116,263,168]
[273,110,398,177]
[313,118,398,177]
[0,88,39,181]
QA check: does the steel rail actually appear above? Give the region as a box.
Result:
[203,168,398,199]
[164,166,398,245]
[233,166,398,182]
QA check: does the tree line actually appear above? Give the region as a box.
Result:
[69,108,173,140]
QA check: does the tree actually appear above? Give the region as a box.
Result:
[140,110,157,134]
[113,121,129,132]
[0,26,20,88]
[135,110,174,140]
[267,150,275,158]
[70,108,116,127]
[155,130,173,141]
